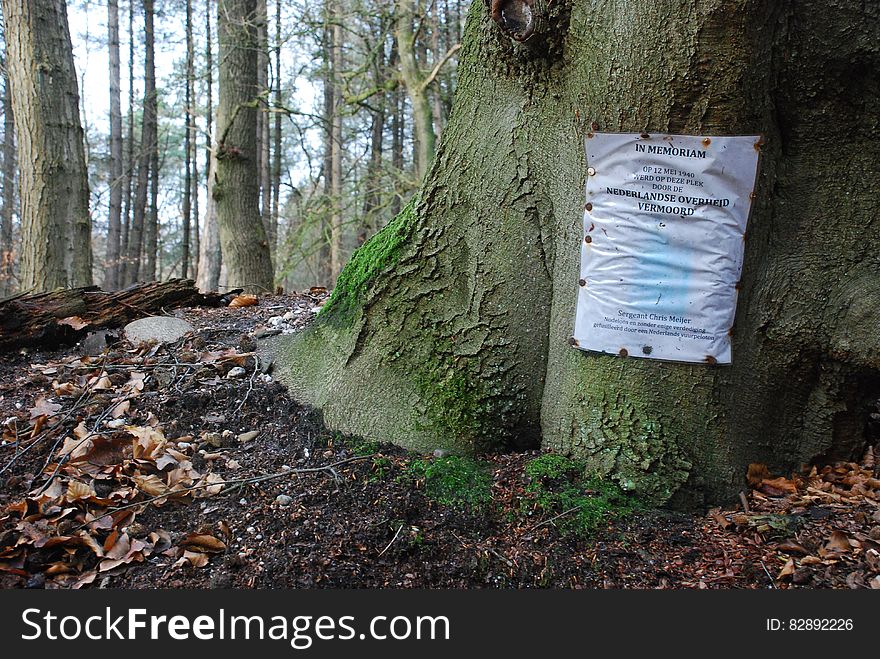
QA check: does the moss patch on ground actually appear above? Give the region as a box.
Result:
[523,454,641,538]
[408,455,493,512]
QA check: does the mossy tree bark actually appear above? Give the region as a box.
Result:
[272,0,880,505]
[2,0,92,292]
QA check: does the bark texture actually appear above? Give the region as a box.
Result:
[1,0,92,292]
[104,0,123,290]
[1,67,16,297]
[272,0,880,505]
[213,0,274,293]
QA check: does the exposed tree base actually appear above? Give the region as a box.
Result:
[0,279,231,352]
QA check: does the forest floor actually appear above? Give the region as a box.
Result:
[1,292,878,590]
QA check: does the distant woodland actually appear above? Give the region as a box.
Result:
[0,0,463,296]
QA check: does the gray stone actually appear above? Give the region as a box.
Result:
[124,316,194,345]
[77,329,112,355]
[275,494,293,506]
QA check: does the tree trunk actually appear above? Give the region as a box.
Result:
[329,6,343,282]
[396,0,436,179]
[389,43,403,216]
[270,0,282,266]
[143,0,159,282]
[124,0,158,285]
[120,0,136,278]
[1,0,92,292]
[271,0,880,506]
[197,159,222,292]
[213,0,274,293]
[1,66,16,297]
[256,0,273,270]
[104,0,124,290]
[197,0,221,292]
[181,0,194,279]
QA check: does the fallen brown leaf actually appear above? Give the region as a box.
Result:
[29,397,61,420]
[825,530,852,553]
[747,463,771,487]
[58,316,89,330]
[180,533,226,553]
[229,294,258,308]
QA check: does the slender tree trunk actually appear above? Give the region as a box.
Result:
[189,0,199,280]
[329,5,343,281]
[429,1,445,141]
[142,0,159,281]
[213,0,274,292]
[125,0,158,285]
[360,36,386,245]
[121,0,136,276]
[271,1,880,506]
[104,0,124,289]
[197,0,221,292]
[182,0,194,279]
[1,0,92,292]
[1,67,16,297]
[270,0,282,266]
[396,0,435,179]
[256,0,272,270]
[389,42,403,216]
[318,12,333,285]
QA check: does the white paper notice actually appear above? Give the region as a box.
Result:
[573,132,761,364]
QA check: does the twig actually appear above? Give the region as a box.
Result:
[759,560,777,589]
[232,355,260,415]
[487,547,515,568]
[75,454,374,531]
[739,490,751,514]
[378,523,404,557]
[525,505,583,534]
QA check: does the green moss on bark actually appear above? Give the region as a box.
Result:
[320,196,419,325]
[413,355,486,448]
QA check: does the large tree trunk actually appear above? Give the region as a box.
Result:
[213,0,274,293]
[1,0,92,292]
[104,0,124,290]
[271,1,880,506]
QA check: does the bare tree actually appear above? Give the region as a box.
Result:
[0,64,16,297]
[1,0,92,291]
[213,0,274,292]
[104,0,124,289]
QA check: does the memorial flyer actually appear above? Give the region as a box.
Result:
[573,132,762,364]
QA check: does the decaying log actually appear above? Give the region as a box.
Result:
[0,279,232,352]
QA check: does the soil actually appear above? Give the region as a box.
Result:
[1,292,878,590]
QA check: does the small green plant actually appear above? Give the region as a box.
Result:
[369,456,393,481]
[523,454,639,538]
[408,456,493,512]
[350,438,383,457]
